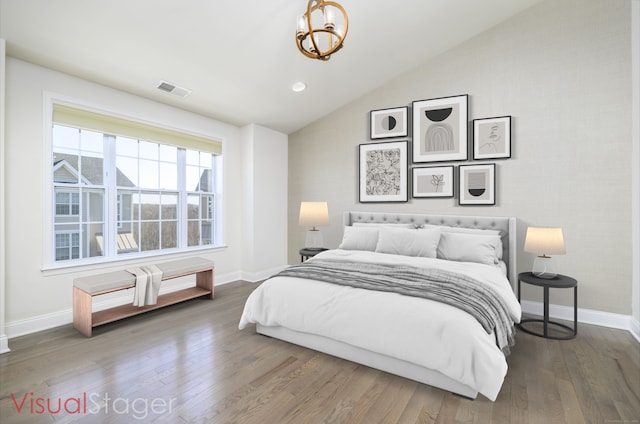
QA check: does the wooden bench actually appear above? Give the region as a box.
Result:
[73,257,214,337]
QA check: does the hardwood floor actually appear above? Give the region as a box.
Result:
[1,281,638,423]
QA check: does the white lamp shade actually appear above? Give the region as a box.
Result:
[524,227,566,256]
[298,202,329,228]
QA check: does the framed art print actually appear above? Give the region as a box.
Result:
[412,94,468,163]
[359,141,408,203]
[412,166,454,198]
[370,106,409,139]
[473,116,512,159]
[459,163,495,205]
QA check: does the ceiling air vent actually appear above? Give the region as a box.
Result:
[156,80,192,98]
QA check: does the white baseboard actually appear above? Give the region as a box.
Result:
[6,281,639,344]
[0,334,9,353]
[6,309,73,339]
[5,271,239,340]
[629,316,640,344]
[521,300,639,342]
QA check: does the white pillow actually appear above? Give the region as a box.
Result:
[437,232,503,265]
[422,223,501,236]
[375,227,441,258]
[338,226,379,251]
[353,222,417,229]
[422,224,503,259]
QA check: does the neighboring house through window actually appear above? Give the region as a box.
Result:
[55,191,80,216]
[55,232,80,261]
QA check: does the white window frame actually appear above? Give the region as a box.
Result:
[116,193,123,229]
[43,94,224,270]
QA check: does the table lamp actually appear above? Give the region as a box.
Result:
[298,201,329,249]
[524,227,566,279]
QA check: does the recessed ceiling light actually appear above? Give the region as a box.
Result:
[292,82,307,92]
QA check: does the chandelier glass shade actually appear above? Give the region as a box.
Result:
[296,0,349,61]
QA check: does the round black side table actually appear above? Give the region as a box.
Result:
[299,248,328,262]
[517,272,578,340]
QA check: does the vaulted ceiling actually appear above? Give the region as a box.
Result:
[0,0,542,134]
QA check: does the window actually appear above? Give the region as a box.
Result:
[186,150,215,246]
[50,104,222,264]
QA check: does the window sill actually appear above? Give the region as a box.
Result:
[41,245,228,276]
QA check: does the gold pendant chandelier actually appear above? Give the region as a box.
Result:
[296,0,349,61]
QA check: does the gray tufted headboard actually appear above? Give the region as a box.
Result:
[343,211,517,289]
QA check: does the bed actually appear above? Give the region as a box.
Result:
[239,212,521,401]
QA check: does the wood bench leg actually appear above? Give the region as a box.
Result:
[196,268,215,299]
[73,287,93,337]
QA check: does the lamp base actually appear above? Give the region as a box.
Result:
[304,229,324,249]
[532,255,557,279]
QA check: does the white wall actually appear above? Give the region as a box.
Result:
[632,0,640,338]
[0,39,8,353]
[2,57,287,339]
[240,124,288,280]
[289,0,634,323]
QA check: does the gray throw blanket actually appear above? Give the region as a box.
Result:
[274,259,516,355]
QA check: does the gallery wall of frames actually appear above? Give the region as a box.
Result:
[361,94,512,206]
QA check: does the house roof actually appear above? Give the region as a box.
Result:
[53,153,136,187]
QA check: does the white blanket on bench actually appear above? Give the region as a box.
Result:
[126,265,163,307]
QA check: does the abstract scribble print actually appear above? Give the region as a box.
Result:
[366,148,401,195]
[479,124,502,154]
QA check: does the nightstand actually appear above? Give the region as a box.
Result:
[299,248,328,262]
[518,272,577,340]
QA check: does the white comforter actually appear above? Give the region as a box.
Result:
[239,249,521,401]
